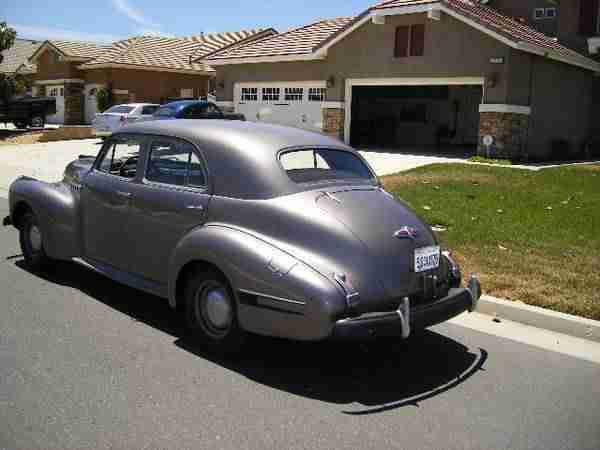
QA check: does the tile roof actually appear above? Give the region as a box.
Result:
[47,40,110,59]
[203,0,598,71]
[80,29,272,73]
[0,39,41,74]
[203,17,354,61]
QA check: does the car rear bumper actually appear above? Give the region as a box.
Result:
[331,277,481,341]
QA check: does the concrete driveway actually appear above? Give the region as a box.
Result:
[0,138,466,197]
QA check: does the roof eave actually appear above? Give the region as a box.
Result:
[204,53,326,65]
[77,62,214,75]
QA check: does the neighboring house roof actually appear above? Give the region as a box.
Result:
[201,17,355,62]
[203,0,600,72]
[79,29,275,74]
[0,38,41,74]
[29,39,110,63]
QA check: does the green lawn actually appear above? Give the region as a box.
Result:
[382,163,600,320]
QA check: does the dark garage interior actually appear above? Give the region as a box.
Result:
[350,85,483,154]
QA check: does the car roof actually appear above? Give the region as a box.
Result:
[161,100,210,112]
[116,120,368,200]
[114,103,159,108]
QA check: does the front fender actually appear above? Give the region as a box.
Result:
[168,224,347,341]
[9,177,81,260]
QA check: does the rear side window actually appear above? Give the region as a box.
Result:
[105,105,135,114]
[279,149,374,184]
[154,106,176,117]
[141,105,159,115]
[146,140,206,188]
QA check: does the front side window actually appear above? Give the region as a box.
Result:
[395,24,425,58]
[241,87,258,101]
[279,148,374,185]
[141,105,159,115]
[97,136,142,179]
[146,140,206,188]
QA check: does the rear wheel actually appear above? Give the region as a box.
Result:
[30,115,45,128]
[19,211,53,269]
[184,268,246,354]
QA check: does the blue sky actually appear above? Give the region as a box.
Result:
[2,0,375,43]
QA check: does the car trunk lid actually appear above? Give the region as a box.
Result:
[315,187,438,299]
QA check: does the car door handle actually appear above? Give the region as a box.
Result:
[186,205,204,211]
[115,191,132,199]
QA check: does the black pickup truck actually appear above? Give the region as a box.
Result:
[0,96,56,129]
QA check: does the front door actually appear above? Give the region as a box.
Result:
[81,134,145,270]
[46,85,64,124]
[85,85,101,124]
[127,137,211,283]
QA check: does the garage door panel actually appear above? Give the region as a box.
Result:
[234,83,326,133]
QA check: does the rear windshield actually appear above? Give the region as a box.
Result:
[154,106,176,117]
[105,105,135,114]
[279,149,375,184]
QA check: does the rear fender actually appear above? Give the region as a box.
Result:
[168,224,346,340]
[9,177,81,260]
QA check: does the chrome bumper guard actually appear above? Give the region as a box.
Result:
[332,274,482,341]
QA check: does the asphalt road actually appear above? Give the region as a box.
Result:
[0,200,599,450]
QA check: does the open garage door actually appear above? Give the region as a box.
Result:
[347,79,483,154]
[234,82,326,133]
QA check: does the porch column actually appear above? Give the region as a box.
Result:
[478,104,532,160]
[64,81,85,125]
[322,103,345,141]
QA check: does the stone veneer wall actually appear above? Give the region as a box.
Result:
[64,82,85,125]
[322,108,345,140]
[478,111,530,160]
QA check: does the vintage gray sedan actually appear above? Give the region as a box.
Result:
[3,120,481,352]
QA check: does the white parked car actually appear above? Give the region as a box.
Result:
[92,103,160,137]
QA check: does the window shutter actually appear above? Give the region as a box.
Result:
[410,24,425,56]
[579,0,599,35]
[395,26,410,58]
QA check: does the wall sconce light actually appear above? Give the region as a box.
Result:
[327,76,336,88]
[485,73,498,89]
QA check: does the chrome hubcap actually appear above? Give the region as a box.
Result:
[195,284,233,337]
[29,225,42,252]
[31,117,43,128]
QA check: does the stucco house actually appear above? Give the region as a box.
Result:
[28,29,274,125]
[202,0,600,161]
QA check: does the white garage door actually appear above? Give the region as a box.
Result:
[46,85,65,124]
[233,82,326,133]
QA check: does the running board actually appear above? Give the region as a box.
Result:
[72,257,168,299]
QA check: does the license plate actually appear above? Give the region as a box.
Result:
[414,246,440,273]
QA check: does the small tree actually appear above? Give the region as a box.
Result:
[0,22,17,102]
[96,87,112,112]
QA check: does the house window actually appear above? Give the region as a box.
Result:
[49,88,58,97]
[284,87,304,102]
[241,87,258,101]
[180,88,194,98]
[534,7,557,20]
[394,24,425,58]
[59,88,64,96]
[308,87,326,102]
[262,87,280,102]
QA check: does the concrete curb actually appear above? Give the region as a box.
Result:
[477,295,600,343]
